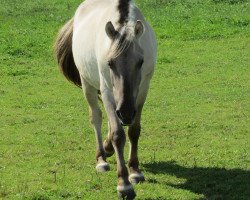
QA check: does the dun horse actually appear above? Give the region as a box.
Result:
[55,0,157,199]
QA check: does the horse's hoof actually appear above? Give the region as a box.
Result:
[117,184,136,200]
[96,162,110,173]
[129,173,145,184]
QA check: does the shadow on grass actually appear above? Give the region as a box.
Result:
[143,161,249,200]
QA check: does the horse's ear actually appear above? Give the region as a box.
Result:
[105,21,118,39]
[135,20,144,38]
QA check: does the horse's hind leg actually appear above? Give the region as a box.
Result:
[81,77,110,172]
[103,122,115,157]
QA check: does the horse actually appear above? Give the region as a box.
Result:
[55,0,157,199]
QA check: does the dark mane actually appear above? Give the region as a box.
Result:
[118,0,131,24]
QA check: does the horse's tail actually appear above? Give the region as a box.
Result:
[54,18,81,87]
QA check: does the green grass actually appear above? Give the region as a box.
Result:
[0,0,249,199]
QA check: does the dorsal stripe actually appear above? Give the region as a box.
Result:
[118,0,131,24]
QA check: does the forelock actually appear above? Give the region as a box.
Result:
[108,26,135,59]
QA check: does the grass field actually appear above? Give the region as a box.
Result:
[0,0,249,199]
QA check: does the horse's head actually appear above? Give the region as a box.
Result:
[105,21,144,126]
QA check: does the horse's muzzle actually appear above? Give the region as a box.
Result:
[116,109,136,126]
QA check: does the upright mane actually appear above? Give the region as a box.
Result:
[117,0,132,24]
[108,0,137,59]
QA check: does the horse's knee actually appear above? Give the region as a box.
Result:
[111,129,126,147]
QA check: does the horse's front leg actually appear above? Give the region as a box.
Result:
[128,79,151,184]
[128,107,145,184]
[81,78,110,172]
[102,91,136,199]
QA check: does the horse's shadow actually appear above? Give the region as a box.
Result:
[142,161,249,200]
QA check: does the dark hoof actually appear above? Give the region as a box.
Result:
[96,162,110,173]
[129,173,145,184]
[117,185,136,200]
